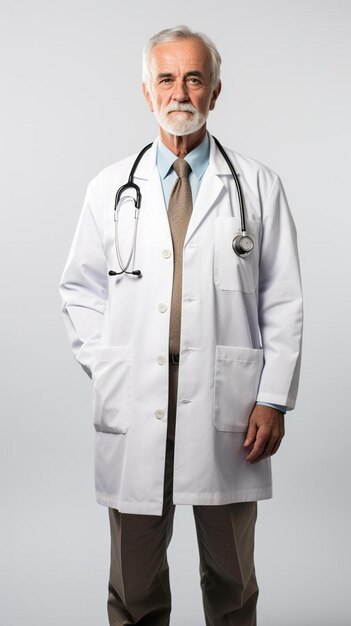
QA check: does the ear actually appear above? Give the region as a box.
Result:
[209,80,222,111]
[142,83,154,112]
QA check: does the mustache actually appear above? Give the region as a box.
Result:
[164,103,197,114]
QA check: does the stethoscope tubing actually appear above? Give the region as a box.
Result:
[212,136,247,234]
[109,135,253,276]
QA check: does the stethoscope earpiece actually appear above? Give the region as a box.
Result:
[109,269,142,277]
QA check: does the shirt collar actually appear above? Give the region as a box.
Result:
[156,132,210,181]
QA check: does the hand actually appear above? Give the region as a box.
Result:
[243,404,285,464]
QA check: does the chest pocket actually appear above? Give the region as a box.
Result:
[213,217,260,293]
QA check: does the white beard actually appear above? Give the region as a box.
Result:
[153,102,208,136]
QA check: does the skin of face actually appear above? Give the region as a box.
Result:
[142,37,222,157]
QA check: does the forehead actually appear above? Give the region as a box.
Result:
[149,38,211,77]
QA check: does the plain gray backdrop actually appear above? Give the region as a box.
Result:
[1,1,350,624]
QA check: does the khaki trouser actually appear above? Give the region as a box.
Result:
[107,359,259,625]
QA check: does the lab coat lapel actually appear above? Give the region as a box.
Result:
[133,140,171,239]
[184,166,223,246]
[184,134,225,247]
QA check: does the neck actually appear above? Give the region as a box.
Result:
[159,125,207,158]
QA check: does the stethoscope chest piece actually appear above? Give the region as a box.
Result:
[232,233,254,257]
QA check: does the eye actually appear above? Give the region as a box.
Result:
[187,77,202,85]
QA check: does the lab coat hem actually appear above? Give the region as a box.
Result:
[95,487,272,515]
[172,487,272,506]
[96,492,164,515]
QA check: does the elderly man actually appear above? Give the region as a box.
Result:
[59,25,303,626]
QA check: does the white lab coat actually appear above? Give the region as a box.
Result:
[59,134,303,516]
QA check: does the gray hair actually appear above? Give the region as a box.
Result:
[142,25,221,89]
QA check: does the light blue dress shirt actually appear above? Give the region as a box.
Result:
[156,134,287,415]
[156,133,210,206]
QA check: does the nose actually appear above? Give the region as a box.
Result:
[172,78,189,102]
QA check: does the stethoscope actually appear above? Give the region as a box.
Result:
[108,136,254,277]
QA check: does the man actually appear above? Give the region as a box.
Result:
[59,25,303,626]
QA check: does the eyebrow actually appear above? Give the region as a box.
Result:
[156,70,206,80]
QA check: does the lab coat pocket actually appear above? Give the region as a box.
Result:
[214,345,264,432]
[213,217,260,292]
[92,346,131,434]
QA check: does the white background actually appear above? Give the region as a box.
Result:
[1,1,350,624]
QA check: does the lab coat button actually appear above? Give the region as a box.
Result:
[157,355,166,365]
[158,303,167,313]
[155,409,164,419]
[162,249,172,259]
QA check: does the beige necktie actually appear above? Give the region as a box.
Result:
[167,158,193,355]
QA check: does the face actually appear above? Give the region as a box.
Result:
[142,38,221,136]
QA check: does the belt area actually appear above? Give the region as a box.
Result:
[169,353,180,364]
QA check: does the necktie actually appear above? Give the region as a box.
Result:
[167,158,193,355]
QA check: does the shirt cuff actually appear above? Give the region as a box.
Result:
[256,401,287,414]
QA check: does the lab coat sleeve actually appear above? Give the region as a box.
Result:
[256,174,303,410]
[59,177,107,378]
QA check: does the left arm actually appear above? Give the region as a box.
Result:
[244,174,303,462]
